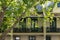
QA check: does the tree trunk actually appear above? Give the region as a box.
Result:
[0,12,4,27]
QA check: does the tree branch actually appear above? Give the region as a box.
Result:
[0,12,25,40]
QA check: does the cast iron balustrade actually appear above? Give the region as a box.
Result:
[46,27,60,32]
[46,27,56,32]
[13,27,43,33]
[56,28,60,32]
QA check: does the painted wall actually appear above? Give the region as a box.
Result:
[21,35,28,40]
[36,36,44,40]
[5,36,11,40]
[51,35,60,40]
[57,18,60,28]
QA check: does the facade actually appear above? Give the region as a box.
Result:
[1,1,60,40]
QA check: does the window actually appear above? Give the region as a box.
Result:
[36,4,42,12]
[50,17,56,32]
[46,36,51,40]
[31,18,38,28]
[14,36,20,40]
[26,18,31,28]
[22,18,26,27]
[50,17,56,27]
[29,36,36,40]
[57,2,60,7]
[21,18,26,30]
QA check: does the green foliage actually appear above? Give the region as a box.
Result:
[0,0,57,32]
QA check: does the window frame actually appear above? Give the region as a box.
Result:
[29,36,36,40]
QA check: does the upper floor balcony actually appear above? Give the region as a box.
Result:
[0,17,60,33]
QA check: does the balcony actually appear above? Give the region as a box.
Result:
[13,27,43,33]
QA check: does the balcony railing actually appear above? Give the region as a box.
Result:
[1,27,60,33]
[46,27,60,32]
[13,27,43,33]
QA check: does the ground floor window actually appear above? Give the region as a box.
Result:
[46,36,51,40]
[13,36,20,40]
[29,36,36,40]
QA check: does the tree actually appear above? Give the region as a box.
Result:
[0,0,58,40]
[0,0,40,40]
